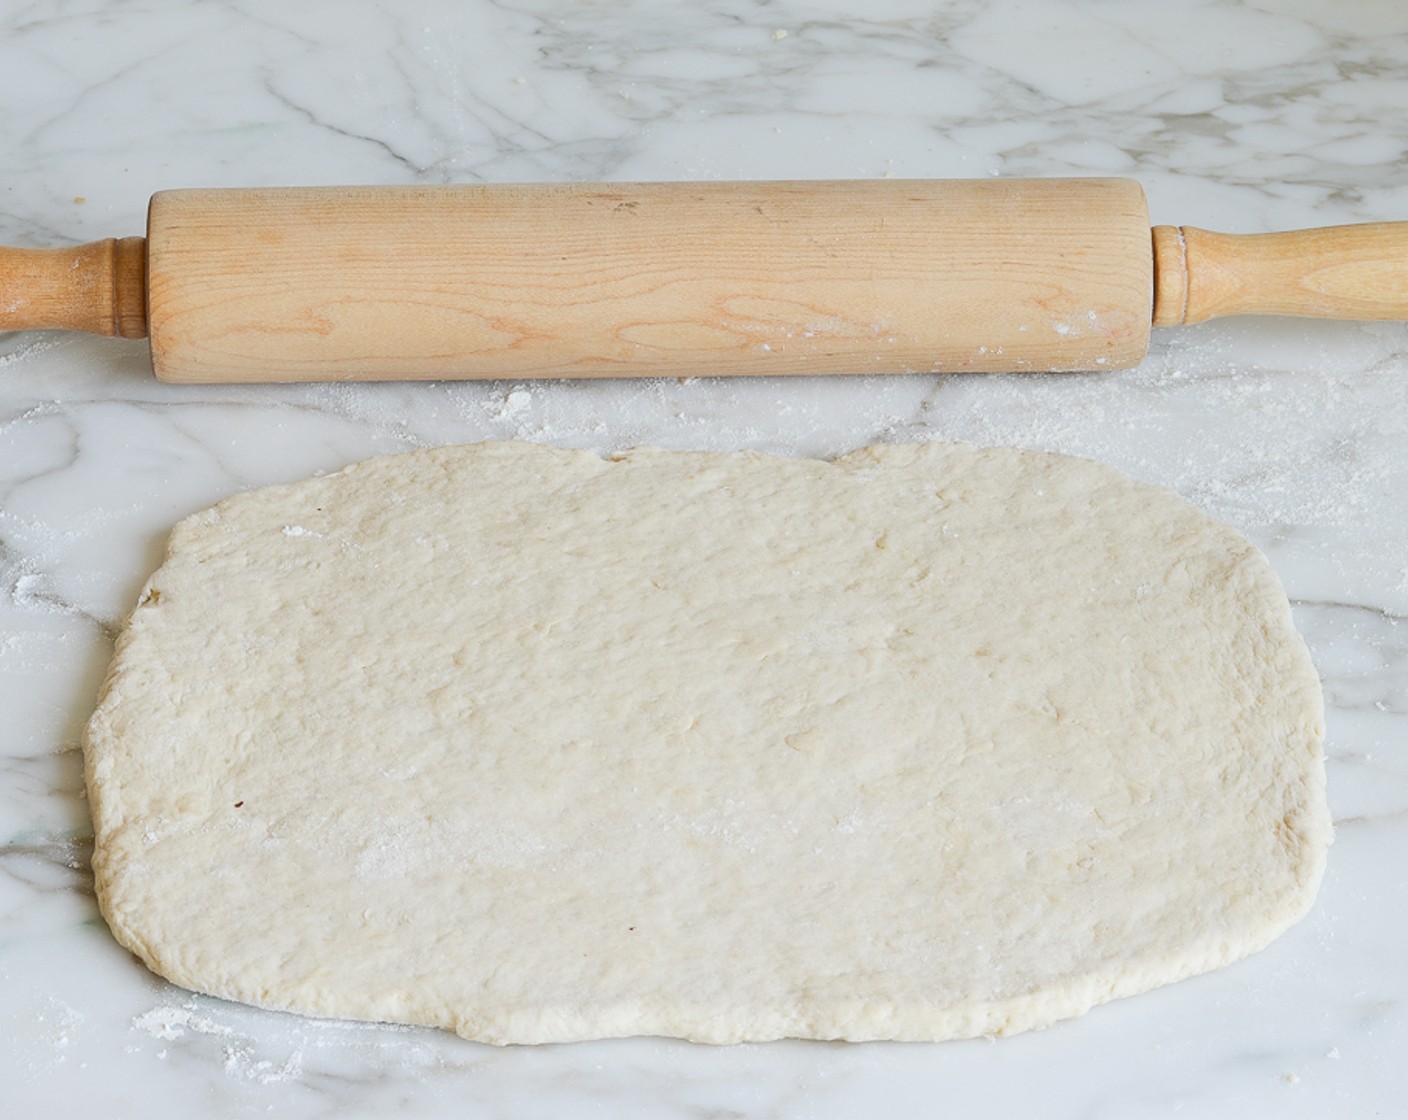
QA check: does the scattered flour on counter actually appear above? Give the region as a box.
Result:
[11,572,55,610]
[482,385,534,425]
[922,335,1403,541]
[132,1001,307,1084]
[33,997,85,1063]
[7,567,86,620]
[0,335,61,367]
[222,1040,306,1085]
[132,1004,234,1041]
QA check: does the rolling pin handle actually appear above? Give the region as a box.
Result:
[1151,220,1408,326]
[0,236,148,339]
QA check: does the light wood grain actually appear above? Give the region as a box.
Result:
[145,180,1153,382]
[1151,222,1408,326]
[9,184,1408,381]
[0,238,147,338]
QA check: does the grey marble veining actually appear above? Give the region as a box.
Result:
[2,0,1407,1115]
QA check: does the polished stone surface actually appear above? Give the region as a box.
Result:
[2,1,1405,1115]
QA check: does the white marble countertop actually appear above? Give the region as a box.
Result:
[2,1,1405,1115]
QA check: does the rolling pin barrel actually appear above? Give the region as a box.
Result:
[142,179,1154,382]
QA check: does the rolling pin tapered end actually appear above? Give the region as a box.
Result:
[0,237,148,340]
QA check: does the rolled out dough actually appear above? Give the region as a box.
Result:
[85,441,1329,1044]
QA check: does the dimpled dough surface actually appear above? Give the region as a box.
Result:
[84,441,1330,1044]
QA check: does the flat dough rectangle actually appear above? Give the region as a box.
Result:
[84,441,1329,1043]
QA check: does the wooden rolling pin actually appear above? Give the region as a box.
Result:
[2,179,1405,381]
